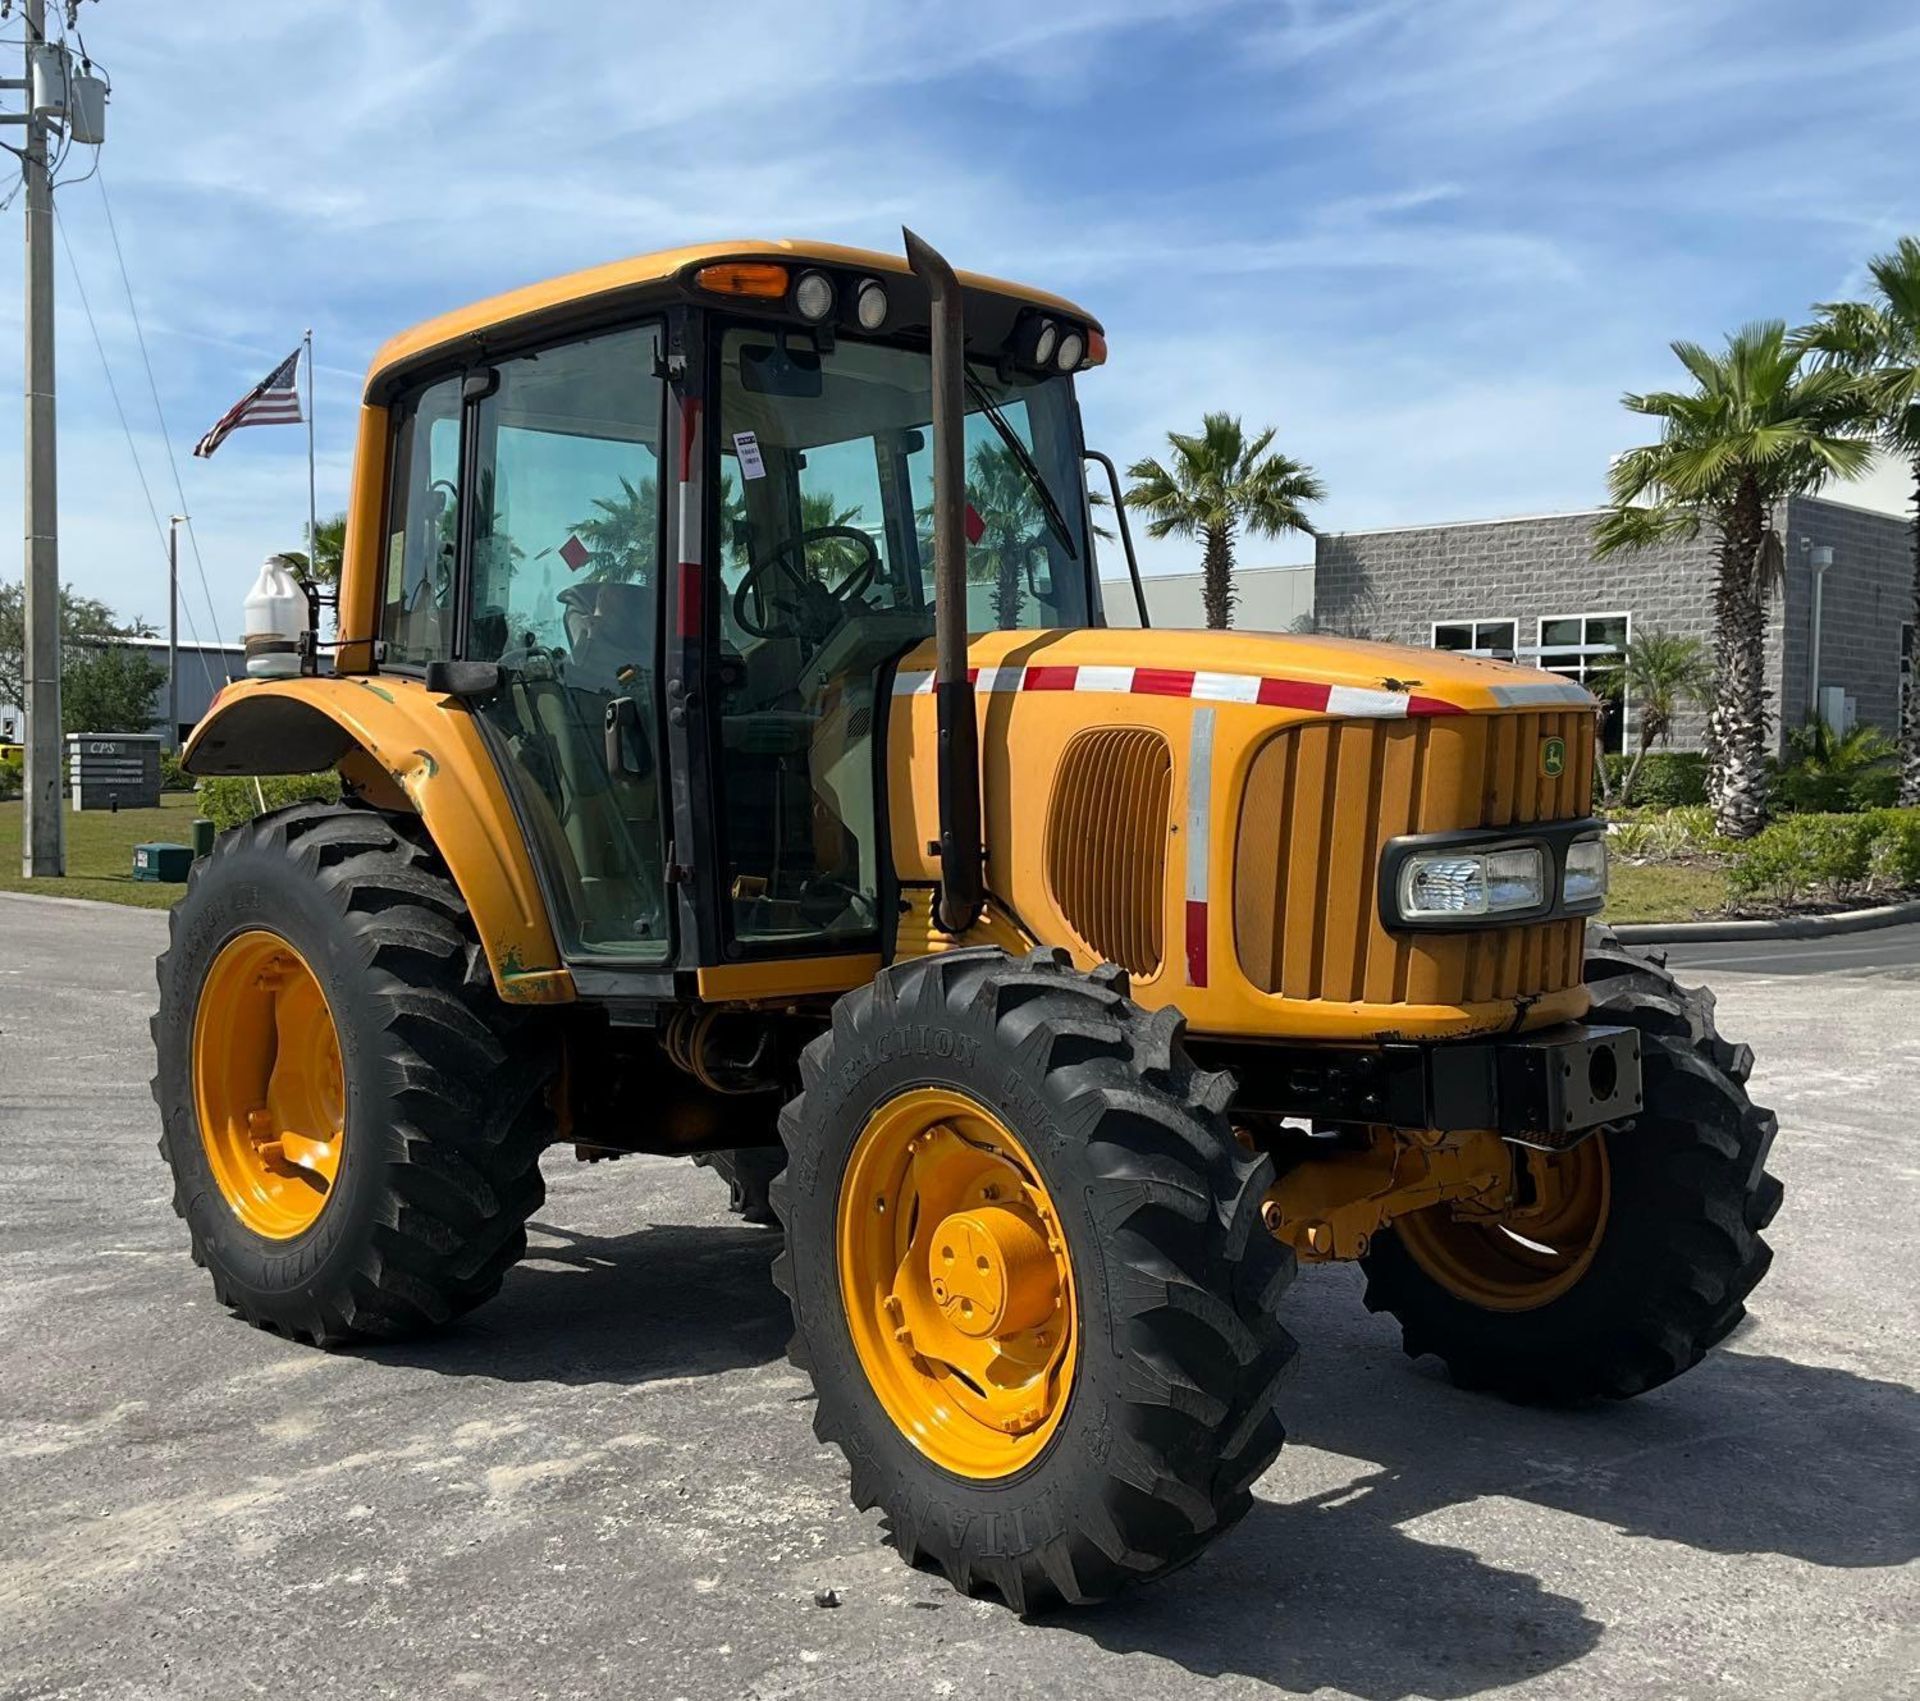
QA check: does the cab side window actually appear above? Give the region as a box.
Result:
[464,322,670,961]
[378,375,462,667]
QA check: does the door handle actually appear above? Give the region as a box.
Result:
[604,695,650,780]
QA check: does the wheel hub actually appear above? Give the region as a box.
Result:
[838,1090,1077,1476]
[927,1204,1057,1339]
[1395,1136,1612,1312]
[192,930,345,1240]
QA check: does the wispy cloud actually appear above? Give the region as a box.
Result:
[0,0,1914,621]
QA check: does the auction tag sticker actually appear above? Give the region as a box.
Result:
[732,431,766,480]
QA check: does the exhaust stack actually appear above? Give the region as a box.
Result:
[904,228,982,934]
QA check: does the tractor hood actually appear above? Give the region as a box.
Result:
[889,625,1597,718]
[883,621,1600,1044]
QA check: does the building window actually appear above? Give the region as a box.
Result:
[1432,619,1517,658]
[1901,623,1913,721]
[1540,612,1629,754]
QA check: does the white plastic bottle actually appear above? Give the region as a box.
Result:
[243,555,306,679]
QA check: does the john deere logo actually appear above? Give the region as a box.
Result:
[1541,736,1567,778]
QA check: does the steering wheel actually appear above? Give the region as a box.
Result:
[732,526,881,640]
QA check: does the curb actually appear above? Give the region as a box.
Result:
[1610,898,1920,945]
[0,888,172,916]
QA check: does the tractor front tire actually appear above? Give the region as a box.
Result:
[152,804,556,1346]
[772,947,1297,1612]
[1361,927,1782,1403]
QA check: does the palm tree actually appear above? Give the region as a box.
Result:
[964,442,1045,628]
[1595,322,1871,838]
[1797,237,1920,803]
[1777,717,1898,813]
[796,489,868,587]
[1613,629,1712,805]
[572,475,658,584]
[283,512,347,586]
[1124,413,1323,628]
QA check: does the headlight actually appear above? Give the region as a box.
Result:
[855,278,889,330]
[1055,328,1086,371]
[1030,318,1058,366]
[1562,835,1608,907]
[793,269,835,322]
[1397,845,1546,921]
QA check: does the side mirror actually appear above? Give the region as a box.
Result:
[423,659,502,700]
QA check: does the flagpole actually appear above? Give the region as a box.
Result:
[303,327,317,607]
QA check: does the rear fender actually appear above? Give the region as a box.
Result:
[183,675,572,1005]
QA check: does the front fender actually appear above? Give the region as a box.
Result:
[184,676,572,1005]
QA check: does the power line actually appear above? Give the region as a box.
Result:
[92,162,234,682]
[53,203,221,703]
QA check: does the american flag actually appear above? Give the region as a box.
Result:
[192,347,304,458]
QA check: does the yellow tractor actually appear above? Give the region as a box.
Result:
[157,235,1781,1612]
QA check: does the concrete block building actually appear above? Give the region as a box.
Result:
[1312,495,1914,755]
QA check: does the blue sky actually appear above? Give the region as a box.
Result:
[1,0,1917,638]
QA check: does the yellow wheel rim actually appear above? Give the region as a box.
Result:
[1396,1137,1611,1312]
[837,1088,1077,1480]
[191,930,345,1240]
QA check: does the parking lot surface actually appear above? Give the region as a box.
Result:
[3,894,1916,1700]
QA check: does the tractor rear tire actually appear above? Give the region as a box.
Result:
[1360,927,1782,1403]
[694,1146,785,1226]
[151,803,556,1347]
[772,947,1297,1613]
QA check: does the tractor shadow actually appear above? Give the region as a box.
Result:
[1064,1264,1919,1697]
[352,1216,791,1388]
[352,1199,1916,1699]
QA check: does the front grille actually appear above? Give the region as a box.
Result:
[1231,711,1593,1006]
[1047,726,1171,978]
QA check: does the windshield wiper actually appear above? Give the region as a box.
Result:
[962,373,1079,562]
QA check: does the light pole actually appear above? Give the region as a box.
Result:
[167,514,184,745]
[1810,544,1833,728]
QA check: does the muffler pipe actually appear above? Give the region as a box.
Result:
[904,227,983,934]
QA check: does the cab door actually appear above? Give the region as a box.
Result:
[457,321,672,961]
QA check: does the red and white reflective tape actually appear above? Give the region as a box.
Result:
[1185,707,1214,987]
[887,664,1576,717]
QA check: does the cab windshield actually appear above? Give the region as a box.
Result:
[711,325,1092,953]
[715,326,1093,648]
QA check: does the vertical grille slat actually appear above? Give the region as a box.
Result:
[1233,709,1593,1007]
[1047,727,1171,978]
[1280,724,1333,999]
[1316,724,1379,1002]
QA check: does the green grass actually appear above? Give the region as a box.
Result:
[0,793,201,909]
[1603,859,1729,924]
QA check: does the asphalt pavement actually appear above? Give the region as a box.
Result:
[1661,918,1920,978]
[2,894,1916,1701]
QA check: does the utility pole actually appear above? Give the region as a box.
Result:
[19,0,61,874]
[167,513,182,743]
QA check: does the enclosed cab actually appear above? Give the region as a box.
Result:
[161,236,1781,1614]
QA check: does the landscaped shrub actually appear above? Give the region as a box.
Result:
[0,748,20,802]
[1867,811,1920,889]
[1727,811,1890,902]
[1609,803,1727,861]
[158,747,193,792]
[198,771,342,833]
[1602,750,1708,808]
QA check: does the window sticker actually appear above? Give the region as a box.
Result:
[385,531,406,601]
[558,534,591,573]
[732,430,766,481]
